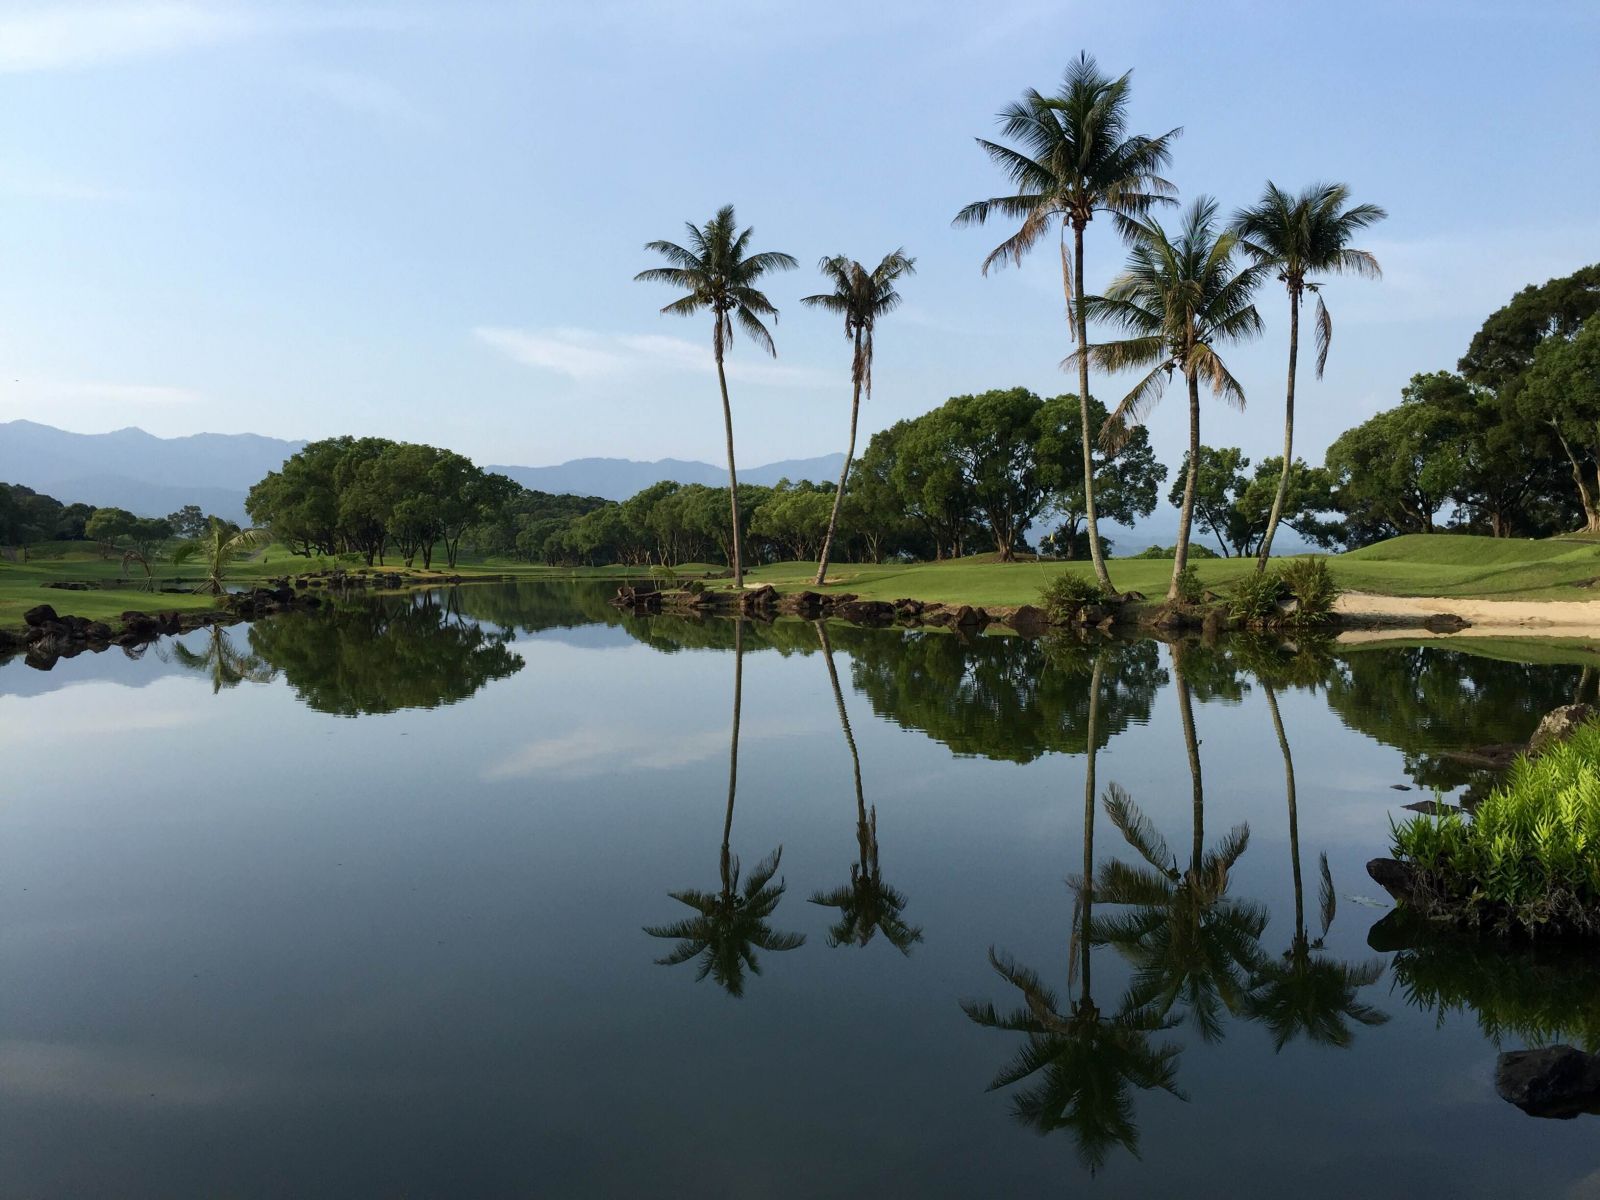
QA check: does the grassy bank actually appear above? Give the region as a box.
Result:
[7,531,1600,635]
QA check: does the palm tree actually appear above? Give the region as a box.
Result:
[166,625,277,694]
[644,620,804,995]
[954,52,1179,594]
[1232,183,1385,569]
[808,622,921,953]
[635,207,797,588]
[1078,197,1266,601]
[801,251,915,587]
[1089,651,1268,1040]
[962,648,1186,1172]
[172,517,272,595]
[1245,684,1387,1048]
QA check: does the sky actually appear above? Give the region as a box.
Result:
[0,0,1597,480]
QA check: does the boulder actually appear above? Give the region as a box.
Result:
[1005,604,1050,636]
[1402,799,1463,816]
[1530,704,1596,756]
[835,599,896,625]
[1366,857,1421,905]
[1423,612,1471,633]
[1496,1046,1600,1119]
[951,605,983,628]
[22,603,58,627]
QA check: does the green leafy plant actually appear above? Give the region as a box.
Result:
[1039,572,1105,623]
[1389,719,1600,937]
[172,518,272,595]
[1172,564,1204,606]
[1227,569,1285,624]
[1278,555,1339,624]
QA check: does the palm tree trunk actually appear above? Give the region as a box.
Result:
[1264,684,1303,937]
[815,329,864,587]
[1072,224,1115,594]
[1256,288,1300,571]
[1079,649,1105,1005]
[817,622,868,865]
[722,619,744,894]
[1169,371,1202,602]
[1173,646,1203,872]
[715,349,745,588]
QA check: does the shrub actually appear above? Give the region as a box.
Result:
[1389,720,1600,938]
[1172,564,1204,606]
[1228,569,1285,624]
[1039,572,1104,623]
[1278,555,1339,624]
[1133,543,1219,560]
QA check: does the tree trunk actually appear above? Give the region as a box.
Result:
[1265,684,1303,938]
[1072,224,1116,594]
[815,328,864,586]
[1256,287,1300,571]
[721,619,744,896]
[715,349,744,587]
[1552,425,1600,531]
[1078,649,1104,1004]
[1169,371,1202,602]
[1173,646,1203,872]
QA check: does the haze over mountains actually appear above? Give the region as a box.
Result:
[0,421,844,522]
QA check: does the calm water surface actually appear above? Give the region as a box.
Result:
[3,582,1599,1198]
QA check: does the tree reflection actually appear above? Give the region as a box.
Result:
[1244,683,1387,1049]
[808,622,922,954]
[1089,648,1268,1042]
[246,590,522,715]
[964,649,1185,1172]
[644,620,805,996]
[166,625,277,694]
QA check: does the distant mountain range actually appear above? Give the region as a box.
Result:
[0,420,844,521]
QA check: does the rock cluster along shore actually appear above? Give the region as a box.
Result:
[610,581,1084,635]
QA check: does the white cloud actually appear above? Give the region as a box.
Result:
[482,716,806,781]
[0,2,418,74]
[11,378,202,406]
[474,326,828,389]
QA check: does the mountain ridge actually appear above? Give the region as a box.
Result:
[0,420,844,520]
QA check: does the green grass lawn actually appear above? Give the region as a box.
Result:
[8,532,1600,635]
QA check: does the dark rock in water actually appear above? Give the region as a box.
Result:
[1403,799,1463,816]
[22,604,58,627]
[84,621,113,643]
[1496,1046,1600,1119]
[1530,704,1597,756]
[835,599,896,625]
[1390,784,1412,791]
[951,604,985,628]
[1006,604,1050,635]
[1367,857,1420,905]
[1423,612,1470,633]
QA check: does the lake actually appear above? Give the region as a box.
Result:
[3,581,1598,1198]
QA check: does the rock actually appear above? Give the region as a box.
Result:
[1274,595,1301,616]
[1403,799,1463,816]
[120,611,157,634]
[1006,604,1050,635]
[835,599,896,625]
[1496,1046,1600,1119]
[84,621,113,642]
[893,597,925,617]
[1390,784,1412,791]
[951,605,984,627]
[22,604,58,627]
[1530,704,1596,755]
[1366,857,1421,905]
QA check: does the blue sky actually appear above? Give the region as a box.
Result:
[1,0,1596,477]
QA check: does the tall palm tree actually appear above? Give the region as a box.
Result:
[1232,183,1385,569]
[1245,684,1387,1048]
[1078,198,1266,601]
[954,53,1179,594]
[962,648,1186,1172]
[644,620,804,995]
[801,251,915,587]
[635,207,797,588]
[1089,652,1268,1040]
[808,622,921,953]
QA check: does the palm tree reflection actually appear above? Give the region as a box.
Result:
[1245,683,1387,1048]
[964,648,1185,1172]
[643,619,804,996]
[808,622,922,954]
[1089,648,1268,1042]
[166,625,277,694]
